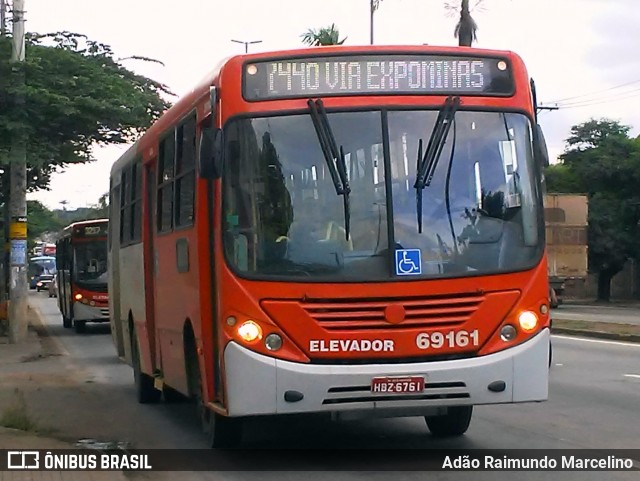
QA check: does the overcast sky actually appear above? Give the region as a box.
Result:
[24,0,640,210]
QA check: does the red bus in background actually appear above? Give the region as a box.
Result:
[56,219,110,333]
[109,45,551,448]
[43,243,56,256]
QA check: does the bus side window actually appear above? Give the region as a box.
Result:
[175,115,196,227]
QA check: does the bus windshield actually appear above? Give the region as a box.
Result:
[29,257,56,275]
[222,109,542,281]
[73,239,108,287]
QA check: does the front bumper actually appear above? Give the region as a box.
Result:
[224,328,549,417]
[73,301,110,322]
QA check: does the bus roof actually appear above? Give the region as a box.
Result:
[30,256,55,260]
[59,219,109,238]
[110,44,527,178]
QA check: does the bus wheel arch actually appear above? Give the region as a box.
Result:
[183,320,242,448]
[130,314,160,404]
[183,321,209,417]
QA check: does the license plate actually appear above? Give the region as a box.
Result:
[371,376,425,393]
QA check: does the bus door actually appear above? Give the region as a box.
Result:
[109,181,125,357]
[60,239,72,321]
[141,162,158,376]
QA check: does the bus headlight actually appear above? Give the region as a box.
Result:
[518,311,538,332]
[237,320,262,343]
[264,333,283,351]
[74,293,83,301]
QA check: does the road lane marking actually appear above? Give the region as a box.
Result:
[552,334,640,348]
[624,374,640,379]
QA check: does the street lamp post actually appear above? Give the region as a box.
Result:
[231,39,263,53]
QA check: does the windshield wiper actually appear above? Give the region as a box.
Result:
[307,98,351,240]
[414,96,460,233]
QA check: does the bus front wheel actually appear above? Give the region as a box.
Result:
[185,335,242,448]
[425,405,473,437]
[207,412,242,449]
[62,316,72,328]
[131,328,161,404]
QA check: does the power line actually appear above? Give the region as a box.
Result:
[231,39,262,54]
[555,91,640,110]
[558,87,640,106]
[546,79,640,104]
[553,87,640,109]
[539,85,640,112]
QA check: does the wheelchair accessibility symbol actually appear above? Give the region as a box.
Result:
[395,249,422,276]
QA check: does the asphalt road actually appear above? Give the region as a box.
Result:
[24,292,640,480]
[552,303,640,324]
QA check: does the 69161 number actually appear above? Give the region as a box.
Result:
[416,329,479,350]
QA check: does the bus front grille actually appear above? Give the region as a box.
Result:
[300,294,484,330]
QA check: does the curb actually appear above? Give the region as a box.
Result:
[27,302,71,358]
[551,327,640,343]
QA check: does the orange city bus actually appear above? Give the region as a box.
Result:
[56,219,110,333]
[108,45,551,447]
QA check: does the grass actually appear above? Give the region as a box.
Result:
[0,388,38,432]
[553,319,640,338]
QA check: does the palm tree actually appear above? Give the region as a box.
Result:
[301,23,347,46]
[446,0,483,47]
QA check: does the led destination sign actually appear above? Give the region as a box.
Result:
[243,54,513,100]
[74,224,108,238]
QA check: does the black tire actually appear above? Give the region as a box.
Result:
[131,328,161,404]
[185,334,242,448]
[74,320,86,333]
[163,385,186,403]
[425,406,473,437]
[62,316,72,328]
[207,411,243,449]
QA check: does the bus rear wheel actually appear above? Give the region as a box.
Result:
[425,406,473,437]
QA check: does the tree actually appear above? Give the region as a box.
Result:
[545,119,640,301]
[0,31,173,200]
[563,119,631,153]
[26,200,63,248]
[445,0,483,46]
[301,24,347,46]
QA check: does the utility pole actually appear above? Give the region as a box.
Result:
[537,105,560,113]
[1,0,6,37]
[8,0,28,344]
[231,39,262,54]
[0,0,7,316]
[370,0,382,45]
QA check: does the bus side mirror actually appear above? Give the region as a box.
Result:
[198,127,223,179]
[198,85,222,179]
[533,124,550,168]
